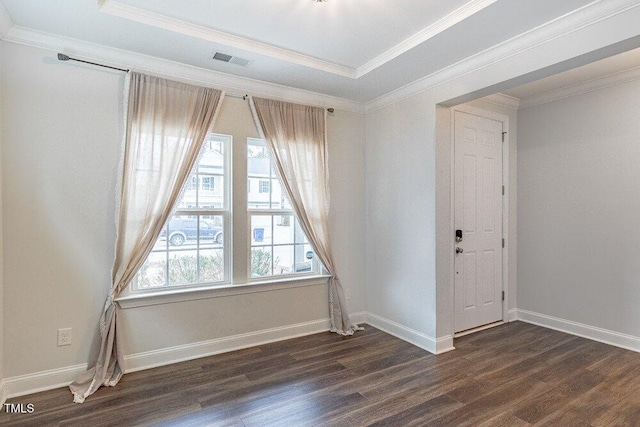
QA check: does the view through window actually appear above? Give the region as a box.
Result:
[135,134,320,291]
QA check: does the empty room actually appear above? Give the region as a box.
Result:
[2,0,640,425]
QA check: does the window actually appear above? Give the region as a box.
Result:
[134,134,320,292]
[201,176,214,191]
[258,180,270,194]
[136,134,230,290]
[248,138,320,279]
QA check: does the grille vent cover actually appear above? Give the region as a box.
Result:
[213,52,251,67]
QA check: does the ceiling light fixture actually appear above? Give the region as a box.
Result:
[311,0,327,2]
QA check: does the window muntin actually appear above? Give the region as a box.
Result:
[247,138,319,279]
[135,134,230,291]
[134,134,323,293]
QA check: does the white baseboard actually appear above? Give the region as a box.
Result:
[517,309,640,353]
[364,312,448,354]
[0,379,7,406]
[0,310,427,401]
[435,335,455,354]
[350,311,368,326]
[123,317,336,373]
[3,316,352,400]
[508,308,518,322]
[2,364,88,400]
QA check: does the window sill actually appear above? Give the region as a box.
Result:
[116,275,331,309]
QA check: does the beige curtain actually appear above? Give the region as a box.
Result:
[70,72,224,403]
[250,97,361,336]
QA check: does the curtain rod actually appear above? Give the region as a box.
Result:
[57,53,334,112]
[57,53,129,73]
[227,93,334,113]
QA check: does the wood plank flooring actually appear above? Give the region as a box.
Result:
[2,321,640,426]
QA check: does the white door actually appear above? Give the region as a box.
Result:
[454,110,503,333]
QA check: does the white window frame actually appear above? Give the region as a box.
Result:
[132,133,232,292]
[247,137,320,281]
[121,133,328,306]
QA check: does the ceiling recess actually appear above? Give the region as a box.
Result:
[212,51,252,67]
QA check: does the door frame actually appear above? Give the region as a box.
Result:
[450,104,510,334]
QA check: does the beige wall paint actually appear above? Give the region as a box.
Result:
[1,42,366,377]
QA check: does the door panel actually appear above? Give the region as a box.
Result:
[454,111,503,333]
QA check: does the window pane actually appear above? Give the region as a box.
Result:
[135,134,230,292]
[176,135,227,210]
[251,247,273,278]
[247,138,292,211]
[273,214,294,245]
[273,245,295,276]
[137,252,166,289]
[199,249,224,282]
[198,215,224,248]
[168,249,198,286]
[294,219,308,244]
[251,215,273,246]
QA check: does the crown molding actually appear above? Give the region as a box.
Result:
[478,93,521,110]
[519,65,640,109]
[365,0,640,113]
[0,0,13,39]
[98,0,496,81]
[98,0,357,79]
[1,25,366,114]
[356,0,497,78]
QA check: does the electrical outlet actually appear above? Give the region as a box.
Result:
[58,328,72,347]
[345,287,352,300]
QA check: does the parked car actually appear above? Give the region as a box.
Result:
[159,218,223,246]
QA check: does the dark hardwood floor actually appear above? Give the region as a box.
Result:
[2,321,640,426]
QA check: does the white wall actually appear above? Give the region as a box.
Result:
[1,42,366,379]
[366,97,437,340]
[517,79,640,338]
[364,5,640,349]
[2,42,122,378]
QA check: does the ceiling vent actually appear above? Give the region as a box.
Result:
[212,51,252,67]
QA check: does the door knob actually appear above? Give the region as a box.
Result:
[456,247,464,254]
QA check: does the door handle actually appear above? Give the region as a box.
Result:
[456,247,464,254]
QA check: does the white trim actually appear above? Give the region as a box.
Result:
[365,0,640,113]
[0,0,12,39]
[355,0,497,77]
[0,380,7,407]
[123,318,334,373]
[519,64,640,109]
[97,0,497,80]
[449,105,510,335]
[98,0,356,79]
[349,311,368,326]
[2,364,88,400]
[117,276,329,309]
[364,312,447,355]
[436,336,456,354]
[479,93,521,110]
[0,25,366,114]
[1,0,638,112]
[517,309,640,353]
[508,308,517,322]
